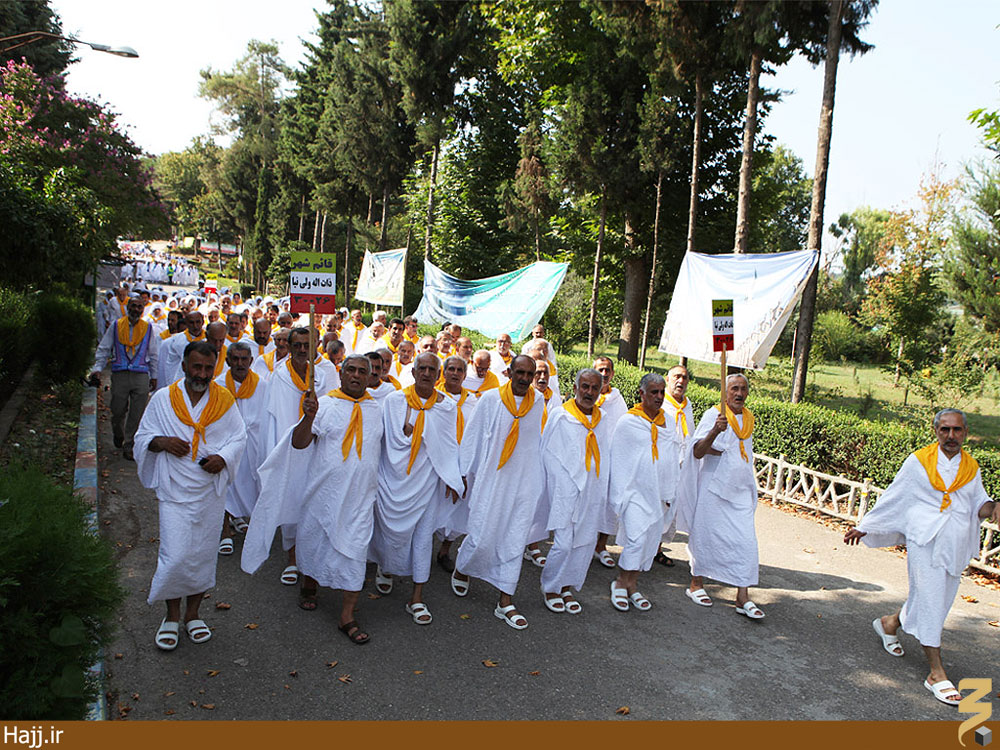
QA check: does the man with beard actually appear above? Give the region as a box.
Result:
[251,328,290,381]
[135,341,247,650]
[159,310,206,387]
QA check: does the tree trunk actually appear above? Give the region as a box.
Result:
[312,210,321,250]
[298,194,306,243]
[320,211,328,253]
[365,193,374,251]
[586,189,608,360]
[424,137,440,262]
[380,182,390,252]
[686,72,704,256]
[617,251,646,366]
[893,337,904,385]
[792,0,844,404]
[734,47,762,254]
[533,214,541,262]
[640,171,663,369]
[344,219,354,305]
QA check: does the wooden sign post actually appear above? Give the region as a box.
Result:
[712,299,734,413]
[290,251,337,396]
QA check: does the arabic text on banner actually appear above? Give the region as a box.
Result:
[289,251,337,314]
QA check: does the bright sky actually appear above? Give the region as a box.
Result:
[50,0,1000,249]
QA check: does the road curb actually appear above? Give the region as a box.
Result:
[73,385,106,721]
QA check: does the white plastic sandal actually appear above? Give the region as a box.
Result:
[494,603,528,630]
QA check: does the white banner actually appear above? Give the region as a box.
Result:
[355,248,406,307]
[658,249,819,370]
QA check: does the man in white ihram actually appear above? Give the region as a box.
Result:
[369,353,463,625]
[845,408,999,707]
[135,340,247,651]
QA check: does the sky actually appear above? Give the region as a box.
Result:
[48,0,1000,251]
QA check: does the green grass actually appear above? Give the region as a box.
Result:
[574,341,1000,449]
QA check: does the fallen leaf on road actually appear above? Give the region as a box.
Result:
[529,671,540,676]
[131,693,140,701]
[202,593,211,599]
[201,704,215,710]
[326,661,339,669]
[164,710,175,716]
[164,691,175,697]
[988,620,999,627]
[215,602,232,610]
[103,520,111,526]
[616,706,630,716]
[189,701,197,707]
[284,684,291,690]
[367,593,381,600]
[803,547,815,554]
[114,653,123,660]
[206,670,221,677]
[182,670,189,676]
[460,614,470,620]
[198,689,205,695]
[289,670,298,678]
[961,595,979,603]
[413,670,423,675]
[338,674,353,684]
[482,659,499,668]
[245,623,259,630]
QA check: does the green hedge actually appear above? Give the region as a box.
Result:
[0,465,125,719]
[34,293,95,383]
[0,287,37,400]
[556,354,1000,498]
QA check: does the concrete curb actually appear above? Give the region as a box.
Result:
[73,386,106,722]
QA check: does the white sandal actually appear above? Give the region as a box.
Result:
[280,565,298,585]
[405,601,433,625]
[155,619,179,651]
[524,547,546,567]
[924,678,961,706]
[872,617,904,656]
[375,566,393,595]
[218,537,234,556]
[184,618,212,644]
[562,593,582,615]
[685,587,712,607]
[494,603,528,630]
[629,591,652,611]
[450,570,469,597]
[610,582,629,612]
[542,590,566,613]
[594,549,616,568]
[736,600,765,619]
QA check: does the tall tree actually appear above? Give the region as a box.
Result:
[791,0,877,403]
[0,0,73,77]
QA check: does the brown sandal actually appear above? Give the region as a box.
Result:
[653,550,675,567]
[338,620,370,644]
[298,587,318,611]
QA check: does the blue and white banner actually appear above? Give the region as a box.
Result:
[355,248,406,307]
[415,259,569,341]
[658,249,819,370]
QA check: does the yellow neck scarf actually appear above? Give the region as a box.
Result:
[474,370,500,396]
[168,381,235,461]
[160,329,173,340]
[226,333,242,344]
[596,390,610,409]
[497,382,536,470]
[386,375,402,390]
[286,358,310,417]
[563,399,602,476]
[225,369,259,400]
[117,318,149,358]
[328,388,373,460]
[626,404,666,461]
[257,342,269,356]
[664,392,689,437]
[184,329,205,343]
[351,322,364,350]
[724,406,754,462]
[382,335,399,354]
[214,346,227,378]
[403,385,438,474]
[439,386,471,443]
[539,386,553,431]
[496,349,512,364]
[914,443,978,512]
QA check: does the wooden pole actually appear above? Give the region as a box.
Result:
[308,304,316,393]
[720,343,727,415]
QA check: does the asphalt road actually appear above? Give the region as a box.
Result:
[94,381,1000,722]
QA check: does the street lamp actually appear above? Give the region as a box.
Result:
[0,31,138,58]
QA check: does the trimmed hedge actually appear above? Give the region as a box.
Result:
[34,293,95,383]
[0,287,37,400]
[556,354,1000,498]
[0,464,125,719]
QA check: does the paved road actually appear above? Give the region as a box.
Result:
[95,387,1000,722]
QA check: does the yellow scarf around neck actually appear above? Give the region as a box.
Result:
[168,381,234,461]
[724,405,754,462]
[626,404,666,461]
[117,318,149,358]
[225,369,259,400]
[664,392,689,437]
[914,443,978,512]
[328,388,373,460]
[497,382,535,470]
[403,385,438,474]
[563,398,602,476]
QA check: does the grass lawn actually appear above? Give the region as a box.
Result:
[577,340,1000,449]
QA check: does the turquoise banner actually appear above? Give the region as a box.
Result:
[414,259,568,341]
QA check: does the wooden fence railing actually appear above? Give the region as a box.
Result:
[755,453,1000,576]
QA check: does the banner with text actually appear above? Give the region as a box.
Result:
[289,251,337,314]
[658,249,818,370]
[355,248,406,307]
[414,259,568,341]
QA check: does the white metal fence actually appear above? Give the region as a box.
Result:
[755,453,1000,576]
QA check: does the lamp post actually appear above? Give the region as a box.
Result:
[0,30,138,58]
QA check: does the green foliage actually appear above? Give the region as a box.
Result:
[0,286,37,399]
[33,294,95,383]
[748,144,812,253]
[0,464,125,719]
[541,270,591,354]
[0,1,74,77]
[812,310,881,363]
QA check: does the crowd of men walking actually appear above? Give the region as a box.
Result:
[91,276,1000,709]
